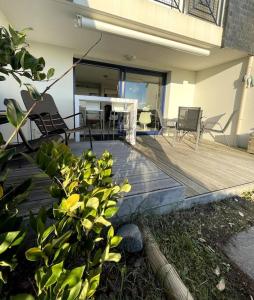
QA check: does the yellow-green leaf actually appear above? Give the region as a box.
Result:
[120,183,131,193]
[82,219,93,230]
[61,194,80,211]
[96,216,111,227]
[79,279,89,299]
[110,236,122,248]
[106,252,121,262]
[25,247,43,261]
[86,197,99,210]
[0,185,3,198]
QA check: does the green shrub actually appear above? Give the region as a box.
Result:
[25,141,131,299]
[0,148,32,294]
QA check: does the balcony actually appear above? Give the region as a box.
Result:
[153,0,227,26]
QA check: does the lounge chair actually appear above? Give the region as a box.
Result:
[174,106,202,150]
[21,90,93,149]
[3,99,63,155]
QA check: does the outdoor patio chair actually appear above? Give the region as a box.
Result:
[21,90,93,149]
[174,106,202,150]
[202,110,238,146]
[3,99,64,156]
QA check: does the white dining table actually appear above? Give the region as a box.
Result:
[74,95,138,145]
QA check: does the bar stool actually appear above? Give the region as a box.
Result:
[109,103,130,140]
[81,101,104,139]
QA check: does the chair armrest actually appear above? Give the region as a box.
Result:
[63,112,86,129]
[63,112,83,120]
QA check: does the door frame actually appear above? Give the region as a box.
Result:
[73,58,168,114]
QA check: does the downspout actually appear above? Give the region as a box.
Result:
[235,55,254,146]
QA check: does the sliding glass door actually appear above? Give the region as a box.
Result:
[124,72,163,112]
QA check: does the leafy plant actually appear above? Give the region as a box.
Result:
[25,141,131,299]
[0,148,32,295]
[0,25,54,85]
[0,25,55,294]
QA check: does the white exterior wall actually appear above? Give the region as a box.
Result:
[164,69,196,119]
[194,58,247,146]
[0,42,74,140]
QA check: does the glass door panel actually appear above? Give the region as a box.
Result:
[124,72,163,111]
[124,72,163,131]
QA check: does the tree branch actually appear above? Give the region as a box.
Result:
[1,33,103,149]
[41,33,103,96]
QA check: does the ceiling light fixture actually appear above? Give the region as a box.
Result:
[75,15,210,56]
[124,54,137,61]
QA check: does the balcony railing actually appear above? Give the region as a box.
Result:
[153,0,227,26]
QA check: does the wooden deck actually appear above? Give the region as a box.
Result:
[133,135,254,202]
[8,136,254,219]
[8,140,184,219]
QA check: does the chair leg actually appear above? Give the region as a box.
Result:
[88,127,93,150]
[113,112,115,140]
[173,129,177,147]
[195,130,200,151]
[223,133,231,147]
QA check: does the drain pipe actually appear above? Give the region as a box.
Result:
[235,55,254,145]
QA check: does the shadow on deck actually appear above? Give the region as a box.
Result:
[133,135,254,208]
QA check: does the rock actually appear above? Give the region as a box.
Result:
[117,224,143,253]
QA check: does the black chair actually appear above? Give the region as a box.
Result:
[175,107,202,150]
[21,90,93,149]
[3,99,64,156]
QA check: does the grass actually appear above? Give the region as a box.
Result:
[96,252,166,299]
[144,194,254,299]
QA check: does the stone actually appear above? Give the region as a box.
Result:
[223,226,254,280]
[117,224,143,253]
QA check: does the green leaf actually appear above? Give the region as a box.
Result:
[96,216,111,227]
[107,226,114,239]
[110,236,122,248]
[25,247,43,261]
[47,68,55,79]
[4,98,26,128]
[12,72,22,85]
[24,84,42,101]
[82,219,93,230]
[104,207,118,218]
[10,294,35,300]
[0,148,16,166]
[61,266,85,290]
[120,183,131,193]
[86,197,99,210]
[44,261,63,288]
[0,75,6,81]
[106,252,121,262]
[0,231,21,254]
[111,186,120,194]
[40,225,54,243]
[60,194,80,212]
[79,279,89,300]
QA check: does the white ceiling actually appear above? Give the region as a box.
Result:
[0,0,248,72]
[76,64,119,85]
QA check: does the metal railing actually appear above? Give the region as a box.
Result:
[153,0,227,26]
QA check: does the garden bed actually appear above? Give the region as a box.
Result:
[97,251,165,299]
[5,249,165,299]
[144,194,254,299]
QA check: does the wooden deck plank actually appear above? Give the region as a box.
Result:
[133,136,254,198]
[8,140,184,217]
